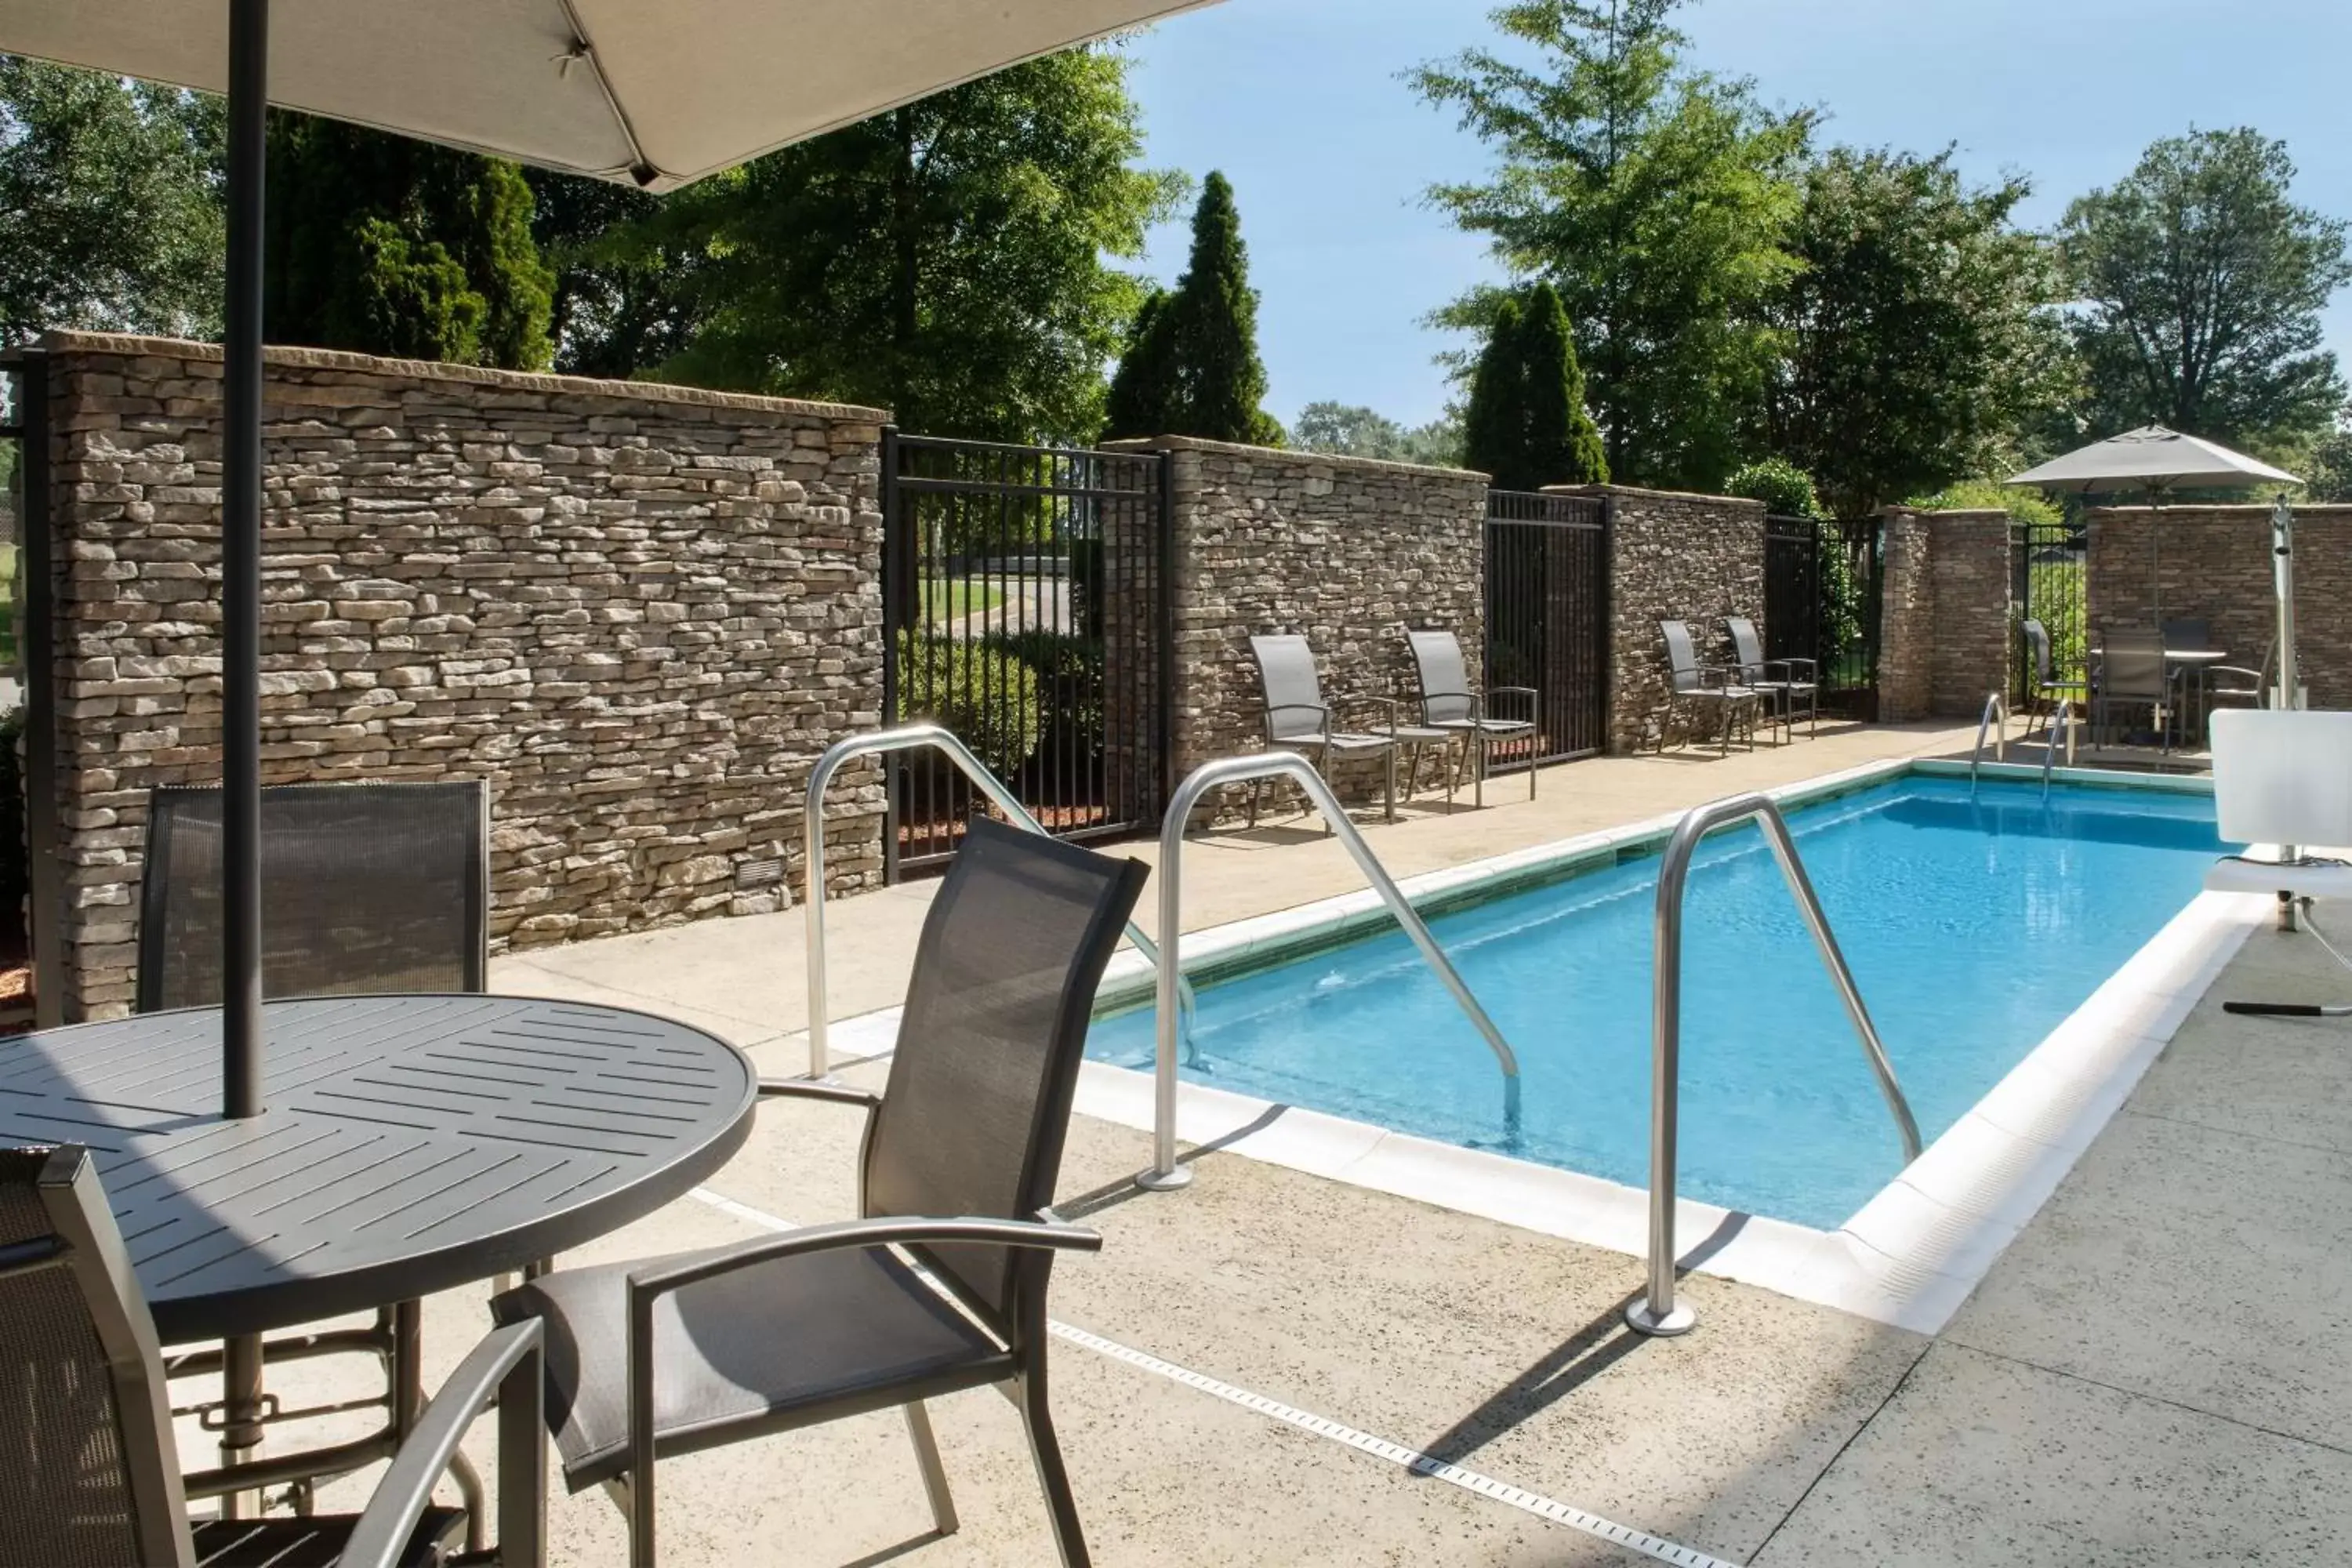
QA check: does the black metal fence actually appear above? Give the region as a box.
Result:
[1763,514,1883,720]
[880,430,1170,875]
[1483,489,1611,767]
[2011,517,2088,702]
[0,350,60,1025]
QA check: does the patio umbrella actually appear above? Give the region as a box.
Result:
[0,0,1224,1116]
[2008,426,2303,710]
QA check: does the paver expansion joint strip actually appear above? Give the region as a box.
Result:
[690,1187,1732,1568]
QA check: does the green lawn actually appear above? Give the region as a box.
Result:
[924,578,1004,622]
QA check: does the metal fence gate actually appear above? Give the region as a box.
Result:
[1483,489,1610,767]
[0,351,57,1026]
[880,430,1170,875]
[2011,516,2087,702]
[1763,514,1884,720]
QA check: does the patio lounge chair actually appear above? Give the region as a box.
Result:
[1657,620,1759,756]
[492,818,1149,1568]
[2092,629,2171,751]
[136,779,492,1510]
[2206,709,2352,1016]
[1723,615,1817,742]
[2020,618,2086,741]
[1247,633,1406,828]
[1404,627,1537,808]
[0,1141,546,1568]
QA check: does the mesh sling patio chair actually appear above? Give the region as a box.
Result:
[1658,621,1759,756]
[491,818,1150,1568]
[1722,615,1817,742]
[2092,629,2172,751]
[2207,637,2278,717]
[136,780,492,1518]
[1404,628,1536,808]
[0,1142,546,1568]
[1247,633,1406,829]
[2020,619,2087,741]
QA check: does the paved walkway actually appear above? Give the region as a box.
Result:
[245,719,2350,1565]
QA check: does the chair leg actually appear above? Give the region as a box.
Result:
[903,1401,960,1537]
[1015,1368,1091,1568]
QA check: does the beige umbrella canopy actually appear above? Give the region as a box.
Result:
[0,0,1216,189]
[0,0,1223,1117]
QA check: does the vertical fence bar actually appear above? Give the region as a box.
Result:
[9,352,62,1029]
[879,426,901,886]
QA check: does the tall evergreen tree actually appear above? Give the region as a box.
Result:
[1461,297,1528,485]
[1105,171,1282,443]
[264,117,553,369]
[1518,281,1609,487]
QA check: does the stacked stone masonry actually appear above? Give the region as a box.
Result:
[34,332,885,1022]
[2087,503,2352,711]
[1105,436,1489,817]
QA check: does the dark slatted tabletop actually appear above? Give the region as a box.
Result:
[0,994,757,1343]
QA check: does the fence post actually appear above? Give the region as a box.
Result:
[1156,447,1176,815]
[878,424,901,887]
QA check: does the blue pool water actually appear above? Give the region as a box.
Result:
[1088,775,2234,1228]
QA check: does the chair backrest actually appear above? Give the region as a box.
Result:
[1660,621,1705,695]
[1248,634,1327,743]
[1722,617,1766,681]
[2161,616,2212,652]
[2099,629,2168,699]
[0,1145,193,1568]
[2022,618,2053,685]
[137,781,489,1013]
[863,818,1148,1334]
[2212,709,2352,845]
[1407,630,1474,725]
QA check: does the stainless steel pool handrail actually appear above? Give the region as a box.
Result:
[1626,793,1925,1338]
[1969,692,2008,795]
[1136,752,1522,1191]
[2040,702,2075,800]
[800,724,1195,1080]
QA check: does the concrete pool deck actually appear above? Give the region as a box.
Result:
[240,720,2352,1563]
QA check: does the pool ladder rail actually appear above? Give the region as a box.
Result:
[1135,752,1523,1190]
[1628,792,1924,1338]
[799,724,1199,1080]
[1971,691,2076,801]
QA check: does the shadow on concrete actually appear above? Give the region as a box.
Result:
[1054,1102,1295,1221]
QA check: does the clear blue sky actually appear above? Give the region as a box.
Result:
[1121,0,2352,429]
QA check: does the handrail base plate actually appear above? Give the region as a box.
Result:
[1134,1165,1195,1192]
[1624,1298,1697,1338]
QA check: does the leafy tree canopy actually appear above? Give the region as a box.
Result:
[1761,146,2071,517]
[2060,127,2350,453]
[1415,0,1809,490]
[1905,477,2062,528]
[266,117,553,369]
[1104,169,1283,445]
[590,48,1180,442]
[0,56,223,343]
[1291,401,1465,466]
[1723,456,1824,519]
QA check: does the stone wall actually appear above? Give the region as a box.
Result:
[1874,507,2012,721]
[1550,484,1765,753]
[34,331,885,1021]
[2087,503,2352,709]
[1103,436,1488,814]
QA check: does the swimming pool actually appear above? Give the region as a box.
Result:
[1088,772,2235,1229]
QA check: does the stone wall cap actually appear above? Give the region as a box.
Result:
[1098,433,1488,481]
[2086,503,2352,519]
[26,329,891,423]
[1879,506,2012,522]
[1541,481,1766,510]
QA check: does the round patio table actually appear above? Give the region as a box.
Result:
[0,993,757,1505]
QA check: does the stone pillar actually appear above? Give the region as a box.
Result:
[1873,506,2012,721]
[1875,509,1933,722]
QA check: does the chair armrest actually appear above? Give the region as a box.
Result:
[757,1078,881,1112]
[626,1214,1102,1301]
[1483,685,1537,722]
[338,1321,544,1568]
[2208,665,2263,683]
[1331,691,1399,719]
[1769,657,1817,679]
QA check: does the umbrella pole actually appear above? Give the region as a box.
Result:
[222,0,267,1119]
[2272,495,2299,711]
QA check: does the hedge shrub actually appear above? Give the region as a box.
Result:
[894,633,1041,775]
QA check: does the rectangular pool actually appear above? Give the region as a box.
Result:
[1087,773,2234,1229]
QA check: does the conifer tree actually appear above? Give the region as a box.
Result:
[1519,281,1609,485]
[1462,297,1528,485]
[1105,171,1282,443]
[1103,287,1174,437]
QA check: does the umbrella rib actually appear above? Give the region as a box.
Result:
[556,0,660,187]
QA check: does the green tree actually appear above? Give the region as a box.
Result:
[1105,171,1282,444]
[1461,297,1527,483]
[1518,280,1608,487]
[1415,0,1809,489]
[526,172,706,379]
[0,57,223,343]
[266,117,552,368]
[1103,288,1175,439]
[1762,147,2070,517]
[1291,401,1466,466]
[2060,128,2350,452]
[1723,456,1824,518]
[2299,412,2352,503]
[615,49,1179,441]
